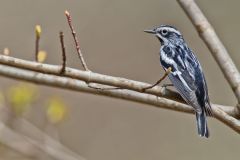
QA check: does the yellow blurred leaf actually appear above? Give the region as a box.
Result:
[47,97,67,124]
[35,25,42,38]
[8,83,37,115]
[37,50,47,63]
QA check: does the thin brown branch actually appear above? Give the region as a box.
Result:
[65,10,90,71]
[59,31,67,74]
[177,0,240,113]
[0,63,238,134]
[142,67,171,91]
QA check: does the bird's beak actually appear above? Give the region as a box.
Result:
[144,29,156,34]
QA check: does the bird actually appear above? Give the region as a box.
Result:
[144,25,212,138]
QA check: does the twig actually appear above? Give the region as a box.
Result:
[59,31,66,74]
[177,0,240,112]
[65,10,90,71]
[142,67,171,91]
[35,25,41,62]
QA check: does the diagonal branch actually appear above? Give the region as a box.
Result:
[0,63,195,114]
[0,54,183,103]
[0,119,85,160]
[177,0,240,112]
[0,63,238,134]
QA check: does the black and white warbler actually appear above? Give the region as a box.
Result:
[144,25,212,138]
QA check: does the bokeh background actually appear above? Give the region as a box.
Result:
[0,0,239,160]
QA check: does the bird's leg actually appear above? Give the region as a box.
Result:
[142,67,172,92]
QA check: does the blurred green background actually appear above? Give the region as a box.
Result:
[0,0,239,160]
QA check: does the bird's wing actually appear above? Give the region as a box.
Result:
[201,73,213,116]
[168,69,202,113]
[160,45,202,113]
[185,48,212,115]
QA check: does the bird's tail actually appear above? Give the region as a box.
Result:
[196,112,209,138]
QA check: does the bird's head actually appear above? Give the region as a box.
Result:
[144,25,183,45]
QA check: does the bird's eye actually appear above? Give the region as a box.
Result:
[161,29,168,35]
